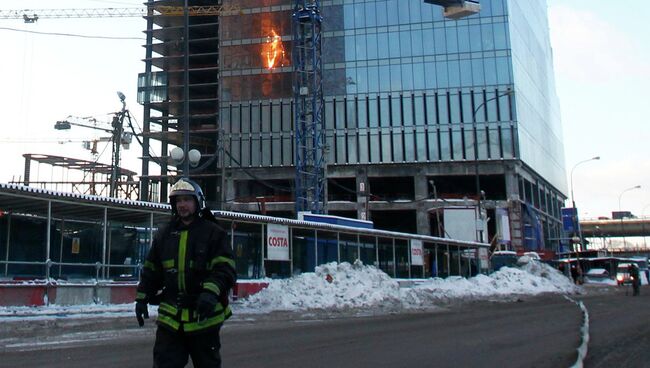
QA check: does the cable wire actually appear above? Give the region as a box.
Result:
[0,26,144,40]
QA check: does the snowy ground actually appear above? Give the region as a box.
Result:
[0,258,581,321]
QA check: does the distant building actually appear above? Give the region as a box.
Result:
[138,0,567,252]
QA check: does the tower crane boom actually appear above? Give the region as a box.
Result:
[0,5,240,22]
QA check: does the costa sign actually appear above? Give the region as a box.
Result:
[267,224,290,261]
[410,239,424,266]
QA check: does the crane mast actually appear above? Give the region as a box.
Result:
[292,0,325,216]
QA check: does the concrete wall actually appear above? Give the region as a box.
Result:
[0,281,269,307]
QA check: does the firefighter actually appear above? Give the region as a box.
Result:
[135,178,236,368]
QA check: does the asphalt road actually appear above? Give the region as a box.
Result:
[0,286,648,368]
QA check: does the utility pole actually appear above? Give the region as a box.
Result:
[110,92,128,198]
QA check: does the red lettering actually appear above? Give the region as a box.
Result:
[269,237,288,247]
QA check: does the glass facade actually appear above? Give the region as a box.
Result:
[145,0,568,251]
[219,0,527,171]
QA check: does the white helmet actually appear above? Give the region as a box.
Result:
[169,178,205,216]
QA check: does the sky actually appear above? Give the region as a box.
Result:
[0,0,649,219]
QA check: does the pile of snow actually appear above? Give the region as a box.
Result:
[239,260,401,312]
[239,259,579,313]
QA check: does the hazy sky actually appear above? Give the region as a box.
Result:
[1,0,648,219]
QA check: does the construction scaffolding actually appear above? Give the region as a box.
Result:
[12,153,142,200]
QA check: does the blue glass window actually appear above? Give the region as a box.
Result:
[414,95,425,126]
[365,2,377,28]
[367,33,378,60]
[358,97,368,129]
[387,0,399,26]
[464,128,475,159]
[484,57,497,85]
[369,129,381,162]
[496,56,511,84]
[423,28,435,55]
[356,67,368,94]
[368,65,379,93]
[398,1,410,24]
[379,65,391,92]
[404,130,415,161]
[389,32,401,58]
[434,28,447,54]
[390,64,402,91]
[439,126,451,160]
[402,94,413,126]
[481,23,495,51]
[381,131,392,162]
[411,29,423,57]
[428,127,439,161]
[413,63,425,90]
[377,33,389,59]
[458,26,470,53]
[436,61,448,88]
[451,127,463,159]
[469,25,482,52]
[346,98,357,129]
[489,126,500,159]
[401,63,414,91]
[344,4,354,29]
[493,22,507,49]
[415,127,427,161]
[491,0,506,16]
[409,0,422,24]
[354,3,365,29]
[448,60,460,88]
[437,93,449,125]
[502,126,514,158]
[471,59,485,86]
[393,130,404,162]
[376,1,388,27]
[460,60,472,86]
[425,62,437,89]
[445,27,458,54]
[356,34,367,60]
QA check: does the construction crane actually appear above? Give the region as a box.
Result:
[293,0,325,216]
[0,5,240,22]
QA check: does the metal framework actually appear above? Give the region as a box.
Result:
[293,0,325,215]
[0,5,240,21]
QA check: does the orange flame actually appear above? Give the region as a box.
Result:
[262,30,284,70]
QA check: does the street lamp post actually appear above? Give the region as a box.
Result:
[642,204,650,249]
[569,156,600,251]
[618,184,641,247]
[471,89,513,242]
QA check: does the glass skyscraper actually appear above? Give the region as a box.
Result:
[140,0,566,252]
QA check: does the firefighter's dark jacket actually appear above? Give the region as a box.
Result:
[136,215,236,334]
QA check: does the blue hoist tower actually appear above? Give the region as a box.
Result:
[292,0,325,215]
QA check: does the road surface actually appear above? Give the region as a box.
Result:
[0,285,648,368]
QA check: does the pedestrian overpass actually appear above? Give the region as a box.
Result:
[580,218,650,238]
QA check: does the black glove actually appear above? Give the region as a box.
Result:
[135,301,149,327]
[196,292,219,323]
